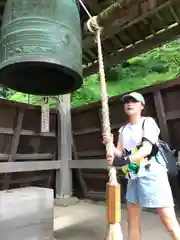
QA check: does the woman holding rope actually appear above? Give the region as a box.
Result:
[103,92,180,240]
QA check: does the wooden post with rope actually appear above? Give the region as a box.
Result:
[78,0,123,237]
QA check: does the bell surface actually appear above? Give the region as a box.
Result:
[0,0,83,96]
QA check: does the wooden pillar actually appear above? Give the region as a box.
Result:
[56,94,72,198]
[153,90,170,144]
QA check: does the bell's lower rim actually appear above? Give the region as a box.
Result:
[0,55,82,75]
[0,56,83,96]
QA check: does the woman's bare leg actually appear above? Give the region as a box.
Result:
[157,207,180,240]
[127,203,141,240]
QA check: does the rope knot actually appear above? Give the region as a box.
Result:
[86,16,101,34]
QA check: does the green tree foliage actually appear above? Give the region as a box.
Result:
[2,39,180,107]
[72,39,180,107]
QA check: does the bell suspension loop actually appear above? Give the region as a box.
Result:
[41,96,50,133]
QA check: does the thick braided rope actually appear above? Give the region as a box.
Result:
[87,17,117,185]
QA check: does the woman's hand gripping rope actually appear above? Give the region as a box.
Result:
[102,133,135,168]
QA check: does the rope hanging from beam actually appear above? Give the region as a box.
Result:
[79,1,123,239]
[83,0,137,35]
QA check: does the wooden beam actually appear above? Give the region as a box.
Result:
[99,0,117,11]
[3,108,24,189]
[0,127,56,137]
[84,0,138,33]
[83,23,180,76]
[69,159,108,169]
[0,159,122,172]
[73,127,100,136]
[169,3,180,24]
[0,160,60,173]
[78,150,105,157]
[0,153,53,161]
[83,0,171,49]
[56,94,73,198]
[82,172,108,179]
[73,122,123,136]
[166,110,180,120]
[87,0,117,14]
[153,90,170,144]
[7,175,49,185]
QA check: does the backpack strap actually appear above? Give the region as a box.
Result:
[118,123,128,154]
[141,117,159,161]
[141,117,154,145]
[142,117,146,130]
[120,124,126,134]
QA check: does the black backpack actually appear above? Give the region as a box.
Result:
[142,118,178,176]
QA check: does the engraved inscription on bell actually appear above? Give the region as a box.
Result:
[6,32,70,59]
[8,45,57,57]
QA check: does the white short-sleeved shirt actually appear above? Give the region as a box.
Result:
[118,117,166,177]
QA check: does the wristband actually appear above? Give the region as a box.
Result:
[113,155,131,167]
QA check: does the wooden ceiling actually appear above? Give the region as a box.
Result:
[81,0,180,77]
[0,0,179,78]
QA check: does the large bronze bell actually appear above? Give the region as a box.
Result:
[0,0,83,95]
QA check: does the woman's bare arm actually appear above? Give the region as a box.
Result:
[113,135,123,157]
